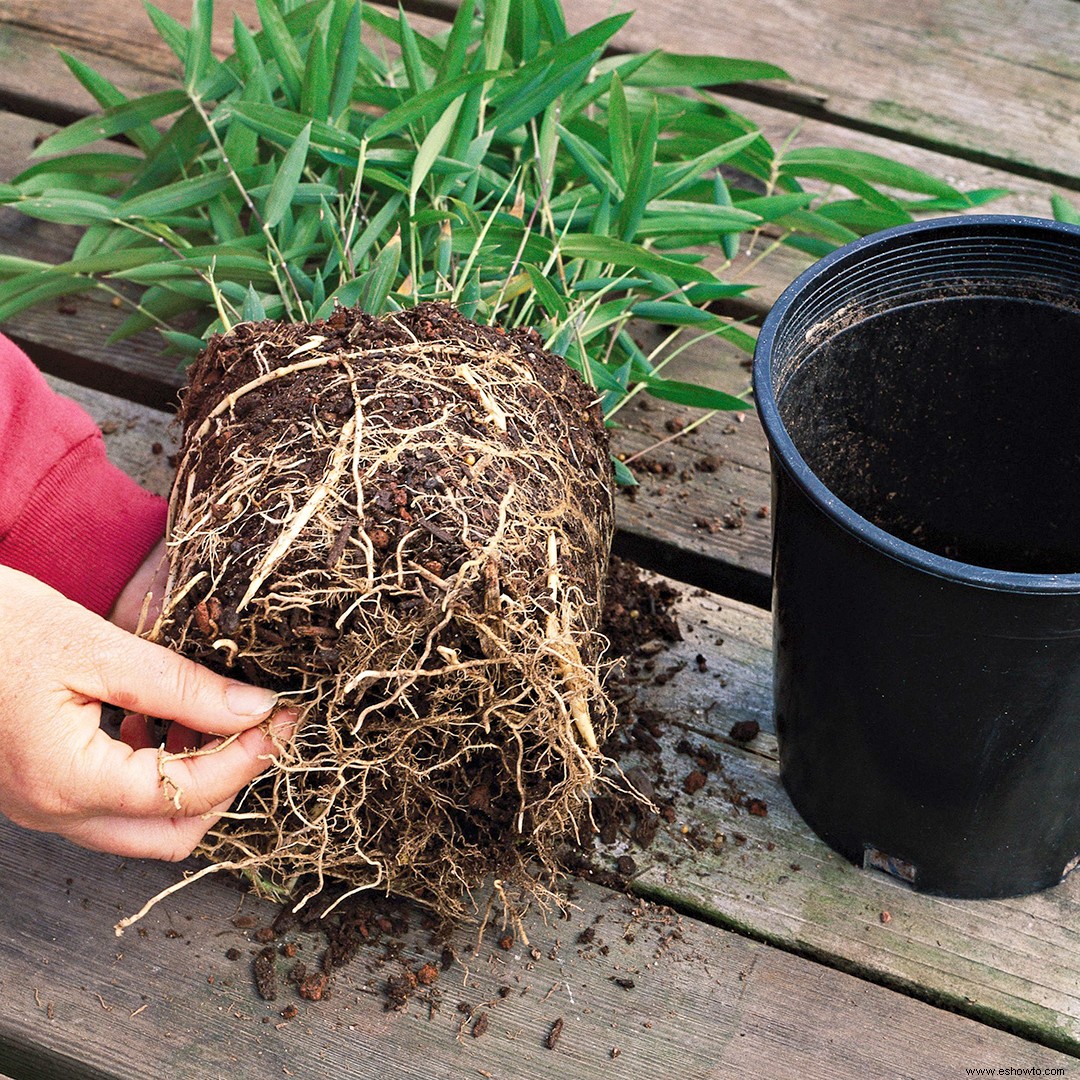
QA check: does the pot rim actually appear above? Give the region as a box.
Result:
[753,213,1080,595]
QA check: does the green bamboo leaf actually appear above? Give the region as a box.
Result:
[232,15,273,100]
[905,188,1009,212]
[616,100,658,242]
[255,0,305,107]
[582,350,632,391]
[815,199,913,233]
[318,277,365,318]
[249,180,337,205]
[778,161,908,211]
[14,171,116,199]
[300,32,332,122]
[777,207,860,245]
[436,0,477,84]
[59,52,159,154]
[782,147,960,199]
[118,171,232,218]
[524,263,567,320]
[556,125,618,196]
[185,0,213,93]
[411,97,464,204]
[9,191,116,225]
[606,75,633,190]
[490,14,629,110]
[483,0,511,70]
[115,254,273,283]
[364,70,503,142]
[442,83,484,179]
[242,284,268,321]
[562,52,655,120]
[434,219,454,279]
[506,3,539,65]
[639,376,752,411]
[328,0,363,119]
[652,131,762,200]
[612,456,639,487]
[0,273,95,323]
[310,267,326,313]
[560,234,717,284]
[684,281,754,302]
[490,21,630,134]
[143,2,190,64]
[360,5,442,69]
[14,153,139,186]
[626,53,789,87]
[32,90,189,157]
[713,174,738,261]
[348,194,404,266]
[70,221,131,261]
[535,98,560,194]
[36,247,167,277]
[631,301,723,326]
[458,268,481,320]
[535,0,568,41]
[398,6,430,97]
[732,192,815,222]
[359,229,402,313]
[635,200,762,238]
[0,254,49,276]
[159,329,208,357]
[1052,194,1080,226]
[108,286,207,343]
[229,101,361,150]
[124,106,209,198]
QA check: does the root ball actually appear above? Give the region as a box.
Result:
[153,302,616,915]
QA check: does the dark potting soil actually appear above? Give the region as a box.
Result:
[174,302,612,692]
[780,296,1080,573]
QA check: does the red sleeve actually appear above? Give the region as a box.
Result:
[0,334,167,616]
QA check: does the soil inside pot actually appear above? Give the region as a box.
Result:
[779,294,1080,573]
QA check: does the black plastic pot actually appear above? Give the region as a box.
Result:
[752,214,1080,898]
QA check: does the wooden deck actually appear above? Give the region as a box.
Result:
[1,2,1079,1077]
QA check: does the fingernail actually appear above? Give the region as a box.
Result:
[225,682,279,717]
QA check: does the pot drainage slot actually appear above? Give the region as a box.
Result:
[864,845,917,885]
[1060,855,1080,883]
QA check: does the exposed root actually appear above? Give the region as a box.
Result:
[150,303,617,920]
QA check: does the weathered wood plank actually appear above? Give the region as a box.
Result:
[605,582,1080,1054]
[3,817,1072,1080]
[571,0,1080,187]
[1,0,1076,187]
[43,379,1080,1061]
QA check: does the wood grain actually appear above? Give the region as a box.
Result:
[608,583,1080,1054]
[567,0,1080,187]
[1,818,1071,1080]
[0,0,1076,186]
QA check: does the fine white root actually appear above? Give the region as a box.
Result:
[114,861,246,936]
[545,530,599,752]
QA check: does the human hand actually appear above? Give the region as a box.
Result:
[109,536,169,636]
[0,564,294,860]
